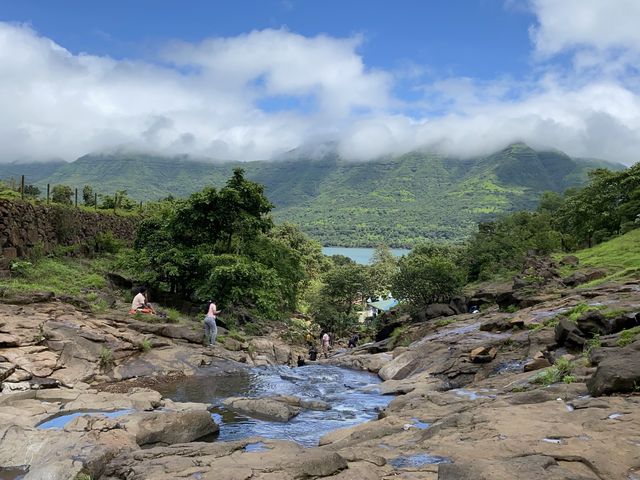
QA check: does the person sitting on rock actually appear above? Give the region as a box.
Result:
[130,287,155,314]
[348,333,359,348]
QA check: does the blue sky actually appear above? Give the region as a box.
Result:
[1,1,639,163]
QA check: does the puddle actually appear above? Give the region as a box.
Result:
[0,466,28,480]
[390,453,453,468]
[37,409,132,429]
[542,437,564,444]
[494,360,524,375]
[411,418,430,430]
[452,388,496,401]
[244,441,268,452]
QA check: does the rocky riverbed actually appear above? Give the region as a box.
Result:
[1,277,640,479]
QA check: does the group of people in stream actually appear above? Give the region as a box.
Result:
[129,287,361,364]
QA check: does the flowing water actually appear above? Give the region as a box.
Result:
[156,364,391,447]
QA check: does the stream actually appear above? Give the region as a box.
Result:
[156,364,391,447]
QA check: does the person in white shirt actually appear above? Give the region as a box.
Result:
[204,302,221,346]
[130,287,154,314]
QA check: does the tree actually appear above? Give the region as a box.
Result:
[82,185,95,206]
[23,184,40,199]
[368,244,397,296]
[51,185,73,205]
[393,250,464,308]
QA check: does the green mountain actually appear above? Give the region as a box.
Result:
[0,144,625,247]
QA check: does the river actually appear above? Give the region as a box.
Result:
[322,247,410,265]
[155,364,391,447]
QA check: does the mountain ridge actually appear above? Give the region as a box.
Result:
[0,144,626,247]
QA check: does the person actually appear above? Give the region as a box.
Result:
[305,331,314,347]
[308,344,318,361]
[297,355,306,367]
[130,287,155,314]
[322,332,331,359]
[204,302,221,347]
[348,333,359,348]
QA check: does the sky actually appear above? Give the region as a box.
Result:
[1,0,640,164]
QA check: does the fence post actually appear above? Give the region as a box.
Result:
[47,184,50,204]
[95,192,98,210]
[20,175,25,200]
[75,188,78,207]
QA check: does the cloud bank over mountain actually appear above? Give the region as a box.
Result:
[1,1,640,164]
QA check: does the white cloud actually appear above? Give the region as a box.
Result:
[529,0,640,57]
[1,13,640,165]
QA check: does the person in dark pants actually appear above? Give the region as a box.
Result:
[297,355,306,367]
[348,334,359,348]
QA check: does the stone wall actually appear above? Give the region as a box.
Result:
[0,199,139,268]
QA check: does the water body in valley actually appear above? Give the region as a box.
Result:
[156,364,391,447]
[322,247,410,265]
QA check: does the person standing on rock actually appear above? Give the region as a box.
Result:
[322,332,331,359]
[204,302,221,347]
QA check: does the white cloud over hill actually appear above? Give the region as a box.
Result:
[1,0,640,164]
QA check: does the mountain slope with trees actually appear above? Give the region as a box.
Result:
[0,144,624,246]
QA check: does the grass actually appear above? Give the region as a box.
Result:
[559,229,640,285]
[388,326,411,349]
[138,338,152,352]
[99,347,114,370]
[531,357,574,386]
[435,317,458,327]
[618,326,640,347]
[3,257,106,296]
[583,334,601,355]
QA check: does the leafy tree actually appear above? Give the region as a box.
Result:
[51,185,73,205]
[368,244,397,296]
[23,184,40,199]
[99,190,136,210]
[82,185,95,206]
[392,250,464,308]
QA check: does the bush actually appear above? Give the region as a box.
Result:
[138,339,152,352]
[92,231,123,254]
[99,347,114,370]
[9,260,33,277]
[531,357,573,386]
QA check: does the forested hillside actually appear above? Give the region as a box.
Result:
[0,144,623,246]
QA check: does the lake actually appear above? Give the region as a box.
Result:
[322,247,410,265]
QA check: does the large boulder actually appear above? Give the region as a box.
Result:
[116,410,219,445]
[587,340,640,396]
[562,269,606,287]
[554,317,586,349]
[378,351,420,380]
[223,396,301,421]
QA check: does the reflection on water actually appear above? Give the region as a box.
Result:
[156,364,391,447]
[37,409,132,429]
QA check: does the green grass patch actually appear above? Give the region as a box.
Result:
[435,317,458,327]
[564,303,606,322]
[138,338,152,352]
[388,326,411,349]
[99,347,113,370]
[531,357,574,386]
[2,257,106,296]
[563,229,640,285]
[617,326,640,347]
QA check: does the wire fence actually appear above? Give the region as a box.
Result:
[0,174,143,213]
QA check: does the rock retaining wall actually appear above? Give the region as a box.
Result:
[0,199,138,269]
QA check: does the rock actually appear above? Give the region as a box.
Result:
[559,255,579,266]
[378,351,420,380]
[0,333,20,347]
[118,410,219,446]
[469,346,497,363]
[587,340,640,396]
[420,303,456,320]
[523,357,551,372]
[554,317,586,349]
[448,296,468,315]
[223,396,301,421]
[563,269,606,287]
[608,312,640,334]
[576,310,608,336]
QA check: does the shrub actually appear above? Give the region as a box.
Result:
[139,339,152,352]
[531,357,574,386]
[99,347,114,370]
[9,260,33,277]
